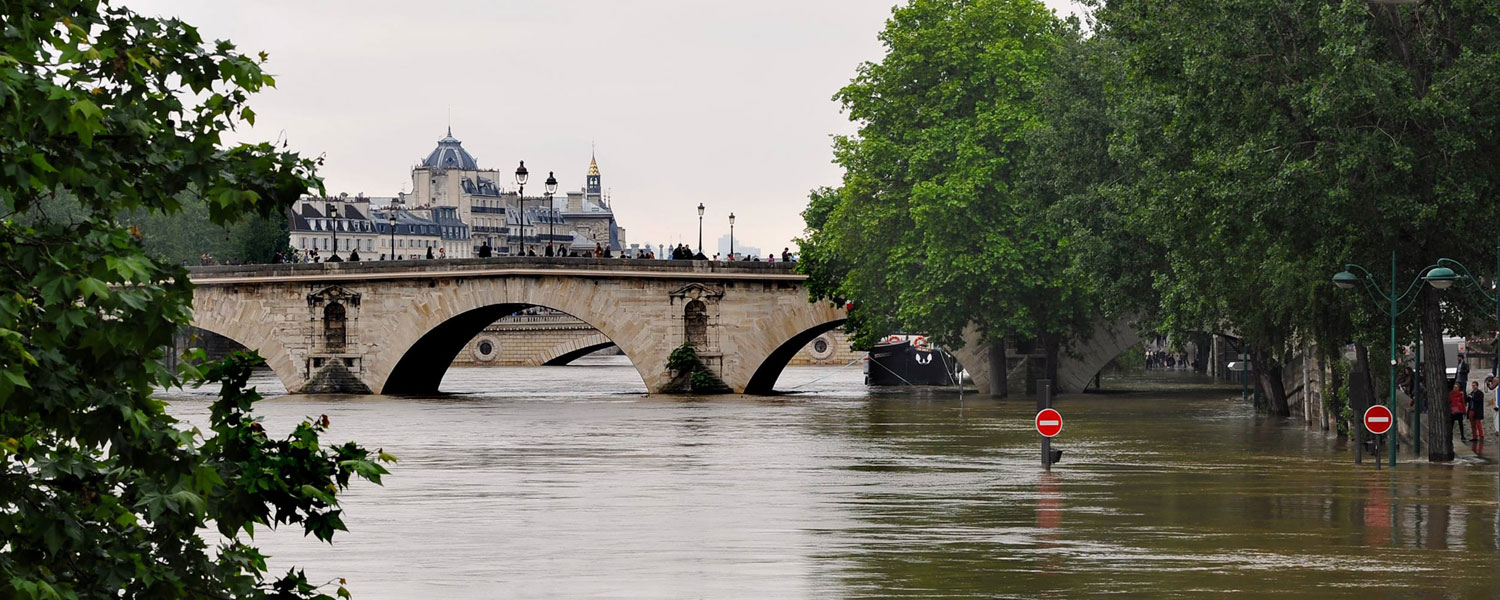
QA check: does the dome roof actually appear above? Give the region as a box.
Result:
[423,128,479,170]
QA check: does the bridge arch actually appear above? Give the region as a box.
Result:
[188,302,305,395]
[542,338,618,366]
[744,318,847,394]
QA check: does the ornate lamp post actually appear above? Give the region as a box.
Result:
[728,212,736,261]
[514,161,529,255]
[1332,253,1462,467]
[388,208,397,261]
[697,203,705,256]
[327,203,340,261]
[545,171,558,255]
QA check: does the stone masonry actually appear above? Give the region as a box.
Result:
[188,258,846,395]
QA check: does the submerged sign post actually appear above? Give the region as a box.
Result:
[1363,405,1393,436]
[1363,404,1393,470]
[1035,408,1063,438]
[1036,379,1062,471]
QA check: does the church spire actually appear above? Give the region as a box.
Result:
[586,150,601,195]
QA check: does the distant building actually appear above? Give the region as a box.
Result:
[288,195,380,258]
[289,129,629,259]
[406,129,626,255]
[289,195,458,261]
[716,234,760,260]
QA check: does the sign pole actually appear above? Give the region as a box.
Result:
[1039,379,1052,472]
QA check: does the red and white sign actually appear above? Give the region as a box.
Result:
[1035,408,1063,438]
[1363,405,1394,435]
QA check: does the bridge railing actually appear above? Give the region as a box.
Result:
[187,256,804,283]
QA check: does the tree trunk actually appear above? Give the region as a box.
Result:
[1193,332,1211,374]
[1420,288,1453,462]
[1044,334,1060,386]
[988,338,1007,398]
[1329,351,1345,437]
[1253,347,1291,417]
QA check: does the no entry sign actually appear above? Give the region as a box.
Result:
[1035,408,1063,438]
[1363,405,1394,435]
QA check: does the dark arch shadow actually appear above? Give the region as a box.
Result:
[384,303,636,395]
[744,318,847,395]
[179,325,252,360]
[543,342,619,366]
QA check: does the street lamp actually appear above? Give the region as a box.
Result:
[514,161,528,255]
[327,203,341,262]
[1332,252,1461,468]
[545,171,558,255]
[1425,252,1500,377]
[728,212,735,261]
[388,208,397,261]
[697,203,705,256]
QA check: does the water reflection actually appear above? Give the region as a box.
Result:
[159,359,1500,599]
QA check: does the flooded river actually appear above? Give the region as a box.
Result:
[161,357,1500,599]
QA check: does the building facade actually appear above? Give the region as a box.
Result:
[405,129,626,256]
[289,129,628,260]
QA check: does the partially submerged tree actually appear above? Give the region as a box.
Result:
[799,0,1088,364]
[1096,0,1500,440]
[1,1,390,597]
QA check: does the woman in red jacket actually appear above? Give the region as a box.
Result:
[1450,382,1469,445]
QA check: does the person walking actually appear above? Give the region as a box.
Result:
[1450,382,1469,444]
[1468,381,1486,442]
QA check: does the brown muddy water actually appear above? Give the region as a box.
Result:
[160,358,1500,599]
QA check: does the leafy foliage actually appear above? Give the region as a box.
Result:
[799,0,1086,352]
[0,1,390,597]
[666,343,727,393]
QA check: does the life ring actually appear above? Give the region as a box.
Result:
[912,336,930,351]
[886,335,902,343]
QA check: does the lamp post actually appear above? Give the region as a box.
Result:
[697,203,705,255]
[388,208,397,261]
[1424,249,1500,382]
[328,203,340,261]
[728,212,736,261]
[514,161,528,255]
[1332,252,1459,467]
[545,171,558,255]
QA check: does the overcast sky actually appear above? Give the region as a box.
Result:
[125,0,1084,254]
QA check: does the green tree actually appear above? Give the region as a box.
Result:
[799,0,1084,372]
[1094,0,1500,436]
[0,1,390,597]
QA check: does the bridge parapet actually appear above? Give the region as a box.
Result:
[188,257,803,284]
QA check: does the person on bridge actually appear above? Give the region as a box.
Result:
[1449,382,1469,444]
[1468,381,1485,442]
[348,249,361,262]
[545,244,555,257]
[426,246,434,260]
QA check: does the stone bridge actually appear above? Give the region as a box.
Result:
[187,258,847,395]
